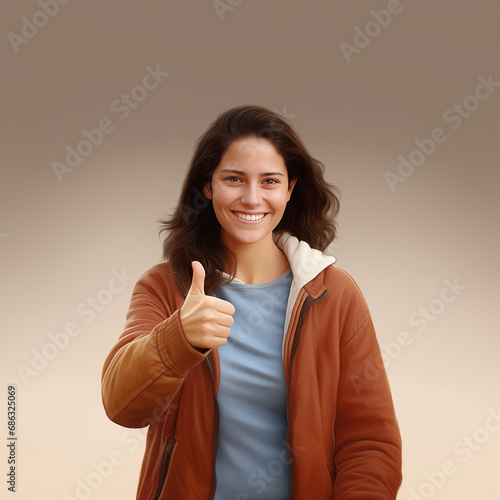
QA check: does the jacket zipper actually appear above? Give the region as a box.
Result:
[174,272,327,497]
[286,289,328,497]
[152,436,176,500]
[206,354,220,500]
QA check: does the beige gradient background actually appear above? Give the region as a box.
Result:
[1,1,499,499]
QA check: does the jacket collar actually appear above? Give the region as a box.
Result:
[220,231,336,343]
[273,231,336,294]
[273,231,336,340]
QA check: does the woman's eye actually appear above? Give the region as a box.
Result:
[223,177,279,184]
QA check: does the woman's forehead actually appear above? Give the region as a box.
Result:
[215,137,286,173]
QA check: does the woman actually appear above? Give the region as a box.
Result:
[101,105,402,499]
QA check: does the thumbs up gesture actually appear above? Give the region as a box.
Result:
[179,261,235,349]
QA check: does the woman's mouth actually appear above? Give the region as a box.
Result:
[232,211,268,222]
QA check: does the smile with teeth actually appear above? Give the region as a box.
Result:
[233,212,267,221]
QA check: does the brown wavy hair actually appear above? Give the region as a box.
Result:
[158,105,340,295]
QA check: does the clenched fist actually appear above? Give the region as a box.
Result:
[179,261,235,349]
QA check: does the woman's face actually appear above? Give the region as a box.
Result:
[203,136,296,249]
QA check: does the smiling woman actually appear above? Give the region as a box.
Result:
[158,105,339,295]
[202,136,297,283]
[101,105,403,500]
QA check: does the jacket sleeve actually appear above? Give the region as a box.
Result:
[333,278,403,499]
[101,266,209,428]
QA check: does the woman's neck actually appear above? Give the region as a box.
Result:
[222,234,290,284]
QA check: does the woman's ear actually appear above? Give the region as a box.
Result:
[203,183,212,200]
[287,177,297,202]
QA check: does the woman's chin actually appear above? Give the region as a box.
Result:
[221,229,270,248]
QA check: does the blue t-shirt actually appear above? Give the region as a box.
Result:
[213,269,293,500]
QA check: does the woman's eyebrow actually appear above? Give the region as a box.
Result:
[219,169,284,176]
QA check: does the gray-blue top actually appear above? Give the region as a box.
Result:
[213,269,293,500]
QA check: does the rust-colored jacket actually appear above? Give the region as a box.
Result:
[101,232,402,499]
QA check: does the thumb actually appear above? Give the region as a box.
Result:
[188,261,206,296]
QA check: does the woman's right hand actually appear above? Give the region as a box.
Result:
[179,261,235,349]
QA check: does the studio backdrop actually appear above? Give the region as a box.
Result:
[1,1,499,499]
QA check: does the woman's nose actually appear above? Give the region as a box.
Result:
[241,184,261,206]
